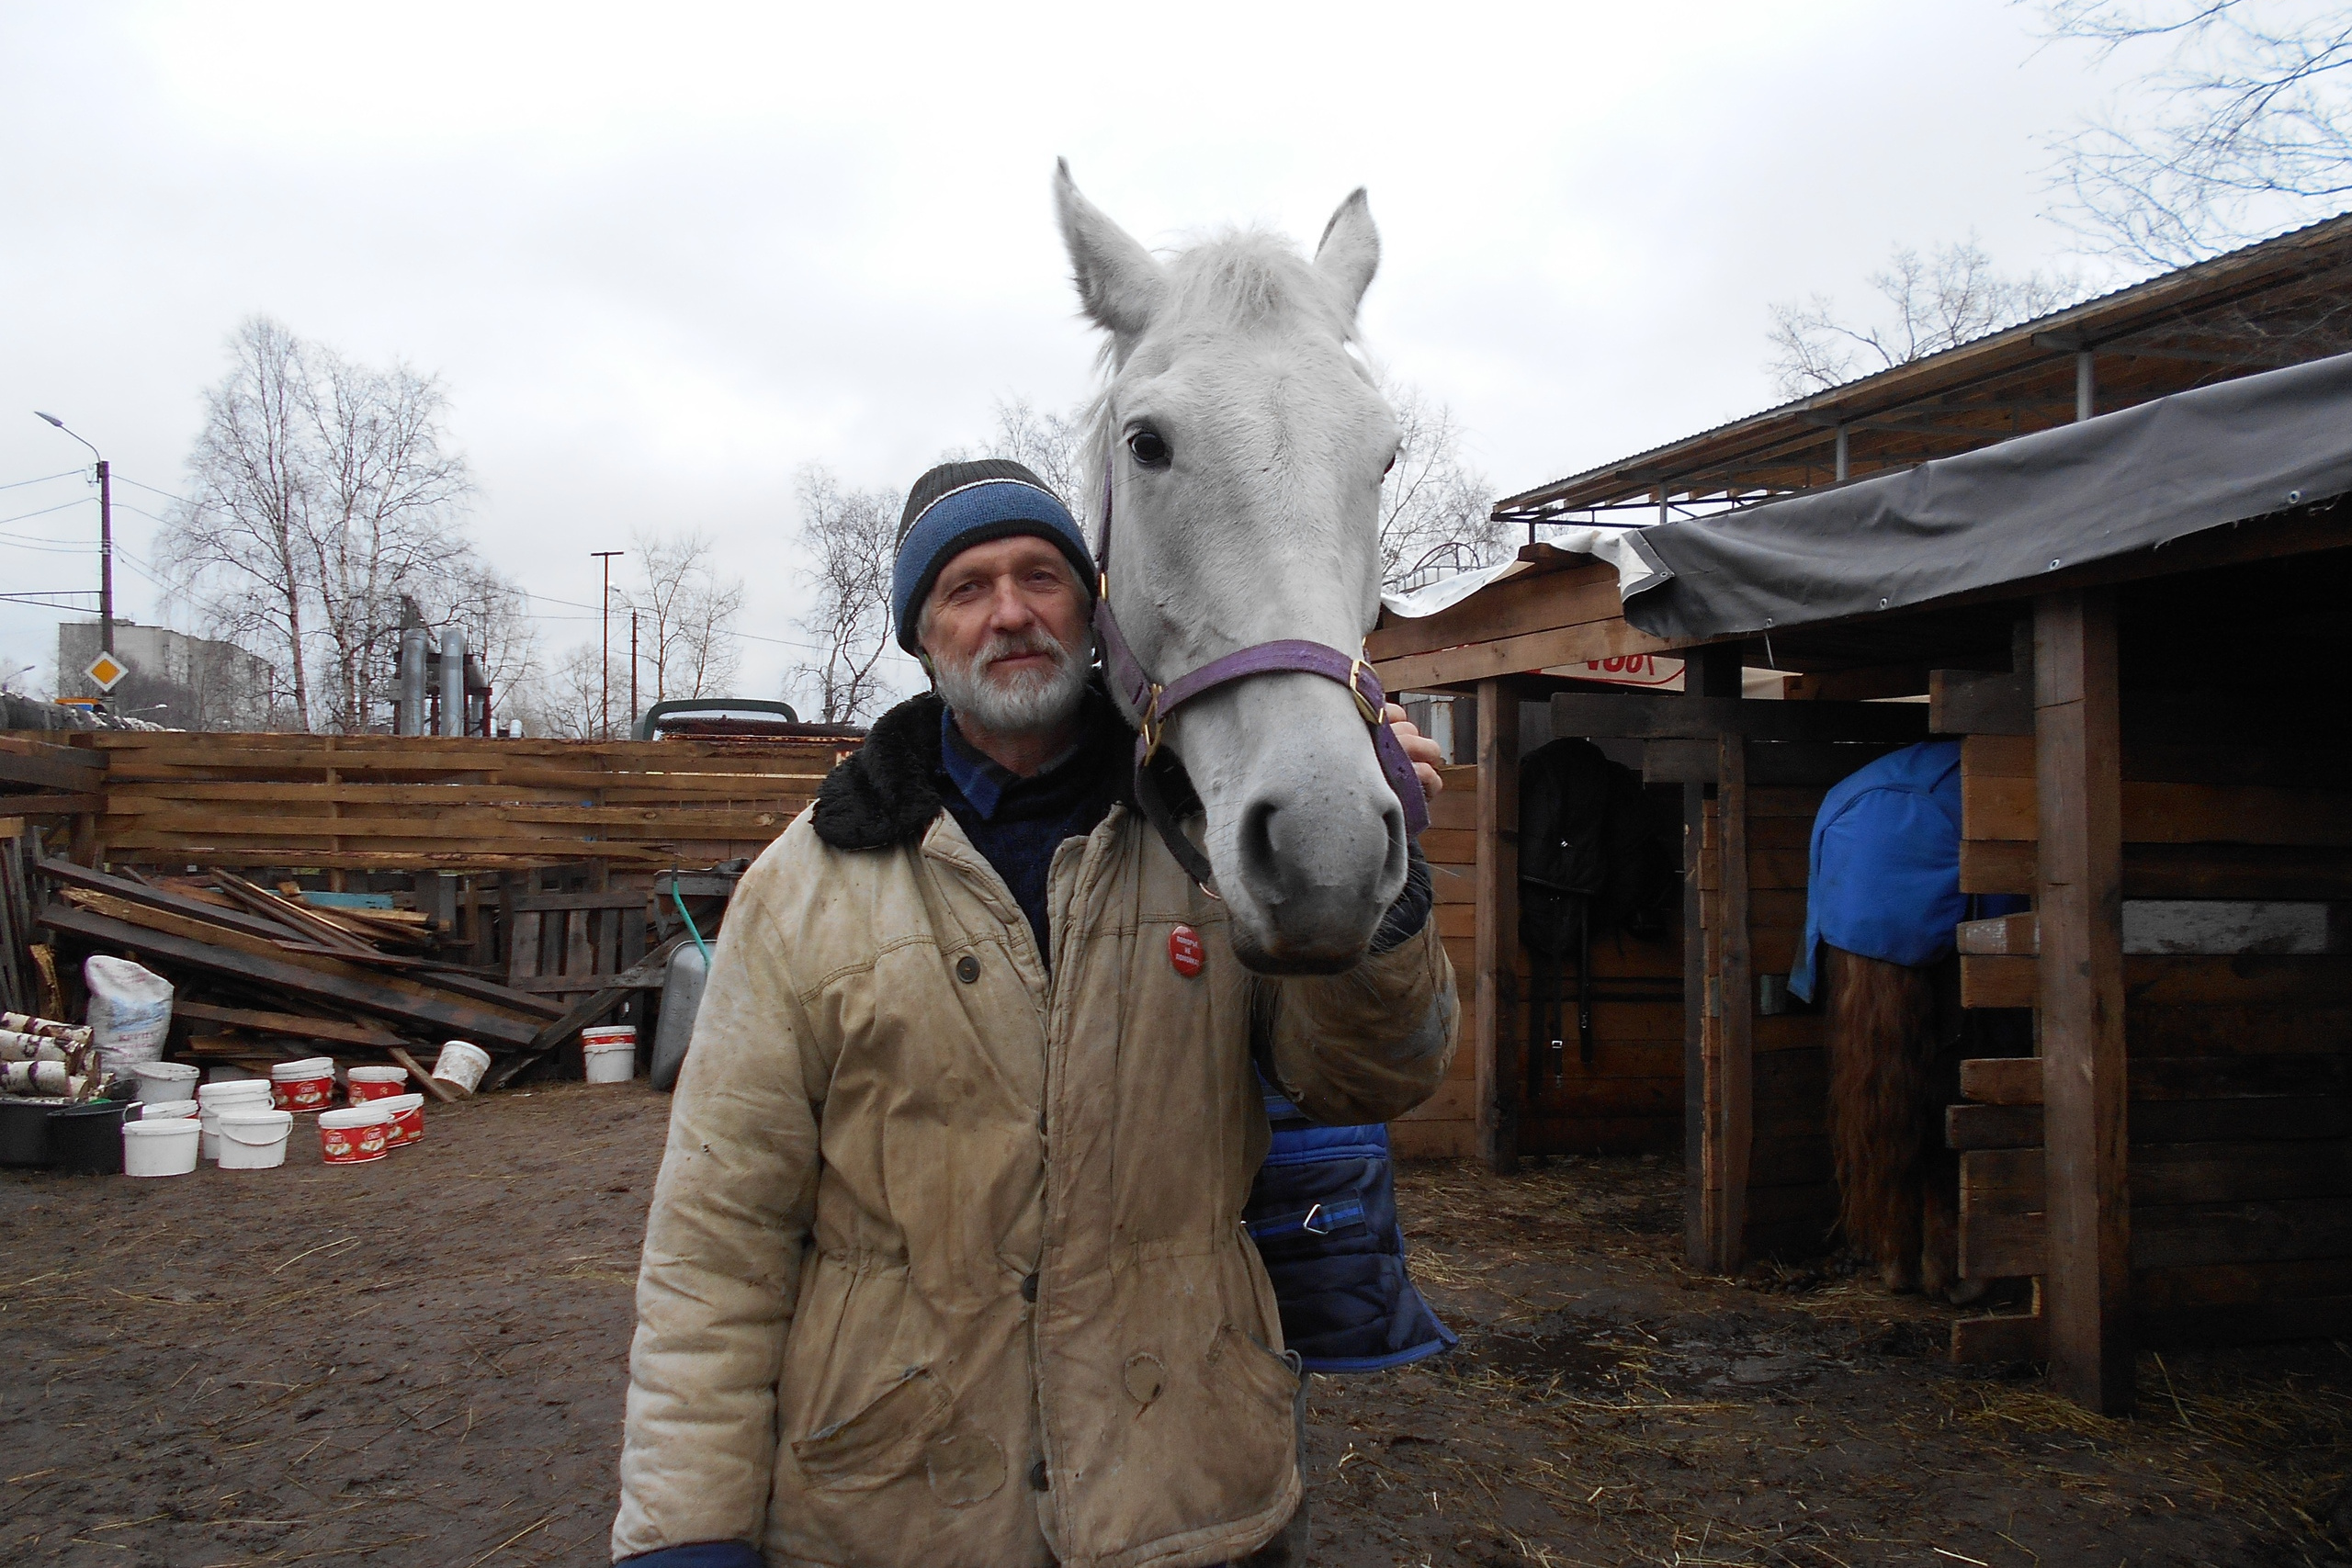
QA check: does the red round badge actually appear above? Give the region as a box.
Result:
[1169,924,1205,978]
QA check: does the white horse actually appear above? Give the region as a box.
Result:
[1054,163,1409,975]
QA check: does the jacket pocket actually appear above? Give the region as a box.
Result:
[1206,1322,1303,1411]
[788,1366,1006,1508]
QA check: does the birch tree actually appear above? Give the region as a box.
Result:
[626,530,744,705]
[1765,240,2081,400]
[164,316,479,733]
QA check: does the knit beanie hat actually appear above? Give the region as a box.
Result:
[892,458,1094,654]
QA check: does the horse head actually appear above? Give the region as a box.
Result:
[1055,162,1408,976]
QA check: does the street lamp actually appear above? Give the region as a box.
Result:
[32,412,113,659]
[591,550,624,739]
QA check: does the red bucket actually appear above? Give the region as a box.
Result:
[317,1105,390,1164]
[271,1057,337,1112]
[379,1093,425,1147]
[345,1066,410,1103]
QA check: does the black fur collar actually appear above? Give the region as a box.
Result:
[812,682,1163,851]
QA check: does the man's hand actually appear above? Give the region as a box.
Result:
[1382,703,1445,797]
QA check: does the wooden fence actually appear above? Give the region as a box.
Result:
[14,731,852,872]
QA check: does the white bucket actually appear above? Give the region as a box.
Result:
[582,1025,636,1084]
[141,1099,198,1120]
[133,1061,201,1102]
[198,1080,274,1161]
[122,1116,201,1178]
[431,1040,490,1096]
[217,1107,294,1170]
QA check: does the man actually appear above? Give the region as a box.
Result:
[613,458,1457,1568]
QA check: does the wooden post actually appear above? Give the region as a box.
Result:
[2035,590,2132,1414]
[1712,734,1754,1269]
[1475,678,1521,1174]
[1683,646,1740,1270]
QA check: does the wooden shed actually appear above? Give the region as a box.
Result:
[1374,215,2352,1413]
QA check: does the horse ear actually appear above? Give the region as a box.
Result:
[1314,187,1380,318]
[1054,159,1166,341]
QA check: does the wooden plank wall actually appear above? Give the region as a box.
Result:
[1390,762,1479,1159]
[1954,728,2352,1353]
[23,731,851,871]
[1700,761,1838,1265]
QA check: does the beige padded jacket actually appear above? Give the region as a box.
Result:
[612,698,1456,1568]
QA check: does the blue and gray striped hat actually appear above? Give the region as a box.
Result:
[892,459,1093,653]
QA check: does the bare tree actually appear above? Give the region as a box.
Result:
[787,467,902,725]
[167,318,316,727]
[982,395,1090,506]
[2040,2,2352,267]
[164,316,479,733]
[520,641,626,740]
[1376,382,1503,591]
[1765,239,2083,399]
[625,530,744,706]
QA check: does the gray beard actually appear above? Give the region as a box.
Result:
[933,630,1091,736]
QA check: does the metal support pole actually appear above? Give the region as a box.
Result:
[96,459,114,657]
[1833,425,1849,482]
[630,612,640,739]
[592,550,624,739]
[2075,352,2096,423]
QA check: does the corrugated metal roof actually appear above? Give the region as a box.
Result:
[1494,210,2352,523]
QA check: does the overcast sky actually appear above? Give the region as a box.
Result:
[0,1,2143,709]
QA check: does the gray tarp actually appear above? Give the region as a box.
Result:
[1617,352,2352,643]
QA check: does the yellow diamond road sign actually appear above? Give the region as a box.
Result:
[84,651,128,693]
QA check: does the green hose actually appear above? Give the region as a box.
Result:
[671,873,713,966]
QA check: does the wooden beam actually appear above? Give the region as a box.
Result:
[1372,618,1679,694]
[1930,670,2032,735]
[1714,735,1754,1270]
[2036,588,2132,1415]
[1550,691,1929,744]
[1473,679,1521,1175]
[1683,645,1737,1272]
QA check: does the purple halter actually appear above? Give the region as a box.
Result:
[1091,458,1430,891]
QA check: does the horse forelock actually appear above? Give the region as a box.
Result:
[1166,227,1355,341]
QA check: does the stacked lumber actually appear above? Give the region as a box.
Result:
[1949,726,2352,1359]
[29,730,847,871]
[32,859,662,1097]
[0,733,107,819]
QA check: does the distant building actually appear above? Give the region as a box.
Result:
[56,620,277,731]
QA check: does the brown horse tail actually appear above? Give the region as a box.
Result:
[1822,944,1937,1290]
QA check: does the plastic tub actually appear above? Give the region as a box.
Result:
[430,1040,490,1096]
[198,1080,275,1161]
[122,1115,201,1177]
[0,1100,52,1168]
[378,1092,424,1147]
[132,1061,201,1102]
[270,1057,338,1112]
[48,1101,130,1175]
[318,1104,390,1165]
[582,1025,636,1085]
[345,1066,410,1102]
[217,1107,295,1170]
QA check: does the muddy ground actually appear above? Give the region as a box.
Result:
[1,1085,2346,1567]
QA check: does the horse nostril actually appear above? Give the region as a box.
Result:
[1238,798,1281,898]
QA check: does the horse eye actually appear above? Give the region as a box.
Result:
[1382,450,1397,478]
[1127,429,1170,468]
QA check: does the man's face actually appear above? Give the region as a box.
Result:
[920,535,1091,734]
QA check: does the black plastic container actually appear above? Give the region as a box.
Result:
[47,1100,130,1176]
[0,1100,53,1168]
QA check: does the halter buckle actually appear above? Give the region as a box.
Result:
[1347,658,1383,728]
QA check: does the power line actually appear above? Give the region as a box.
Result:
[0,498,89,528]
[0,469,85,492]
[109,474,187,505]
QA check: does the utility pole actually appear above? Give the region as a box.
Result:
[629,612,640,740]
[32,412,112,656]
[591,550,623,739]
